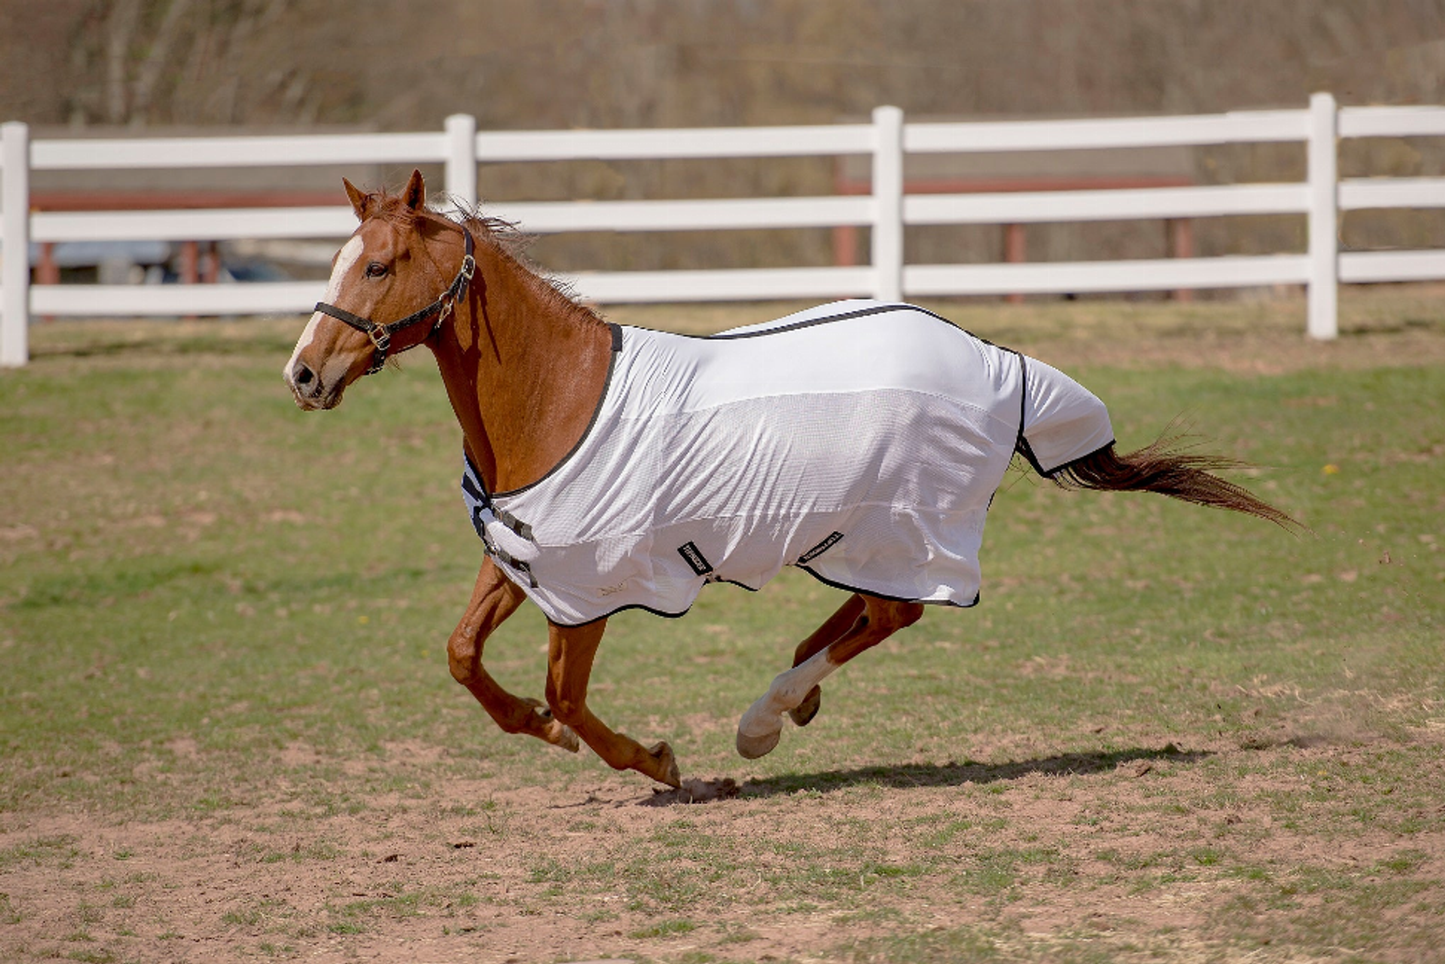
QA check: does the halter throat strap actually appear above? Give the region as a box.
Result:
[314,227,476,375]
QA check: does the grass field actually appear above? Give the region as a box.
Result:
[2,289,1443,963]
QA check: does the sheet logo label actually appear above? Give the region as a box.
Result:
[798,531,844,565]
[677,541,714,576]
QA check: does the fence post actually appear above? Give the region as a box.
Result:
[1307,92,1338,340]
[445,114,478,210]
[871,105,904,302]
[2,121,30,367]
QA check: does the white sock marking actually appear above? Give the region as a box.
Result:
[739,647,839,739]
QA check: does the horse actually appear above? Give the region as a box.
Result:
[284,170,1295,789]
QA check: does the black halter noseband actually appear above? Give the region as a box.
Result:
[314,227,476,375]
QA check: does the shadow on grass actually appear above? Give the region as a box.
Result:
[642,744,1210,806]
[1340,315,1445,337]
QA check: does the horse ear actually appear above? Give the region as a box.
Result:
[342,178,368,221]
[403,169,426,211]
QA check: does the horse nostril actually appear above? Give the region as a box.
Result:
[293,363,315,387]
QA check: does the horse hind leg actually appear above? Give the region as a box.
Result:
[737,594,923,760]
[789,686,823,727]
[783,593,866,729]
[737,647,837,760]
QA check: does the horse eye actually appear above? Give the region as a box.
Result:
[365,262,388,278]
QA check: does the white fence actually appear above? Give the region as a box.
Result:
[3,93,1445,366]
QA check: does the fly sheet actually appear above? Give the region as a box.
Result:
[462,301,1113,626]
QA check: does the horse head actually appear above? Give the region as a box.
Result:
[284,170,472,410]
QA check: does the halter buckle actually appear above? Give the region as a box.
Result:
[364,327,390,373]
[367,326,391,354]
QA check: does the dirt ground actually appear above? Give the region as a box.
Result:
[3,723,1444,963]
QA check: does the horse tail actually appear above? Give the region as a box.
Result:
[1048,437,1302,532]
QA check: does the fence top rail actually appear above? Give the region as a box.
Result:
[22,104,1436,174]
[20,105,1374,175]
[23,122,876,170]
[904,109,1311,153]
[471,123,877,161]
[30,131,448,171]
[1338,105,1445,139]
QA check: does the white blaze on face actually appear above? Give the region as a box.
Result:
[284,236,366,385]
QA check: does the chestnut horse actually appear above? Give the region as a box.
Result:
[285,170,1293,789]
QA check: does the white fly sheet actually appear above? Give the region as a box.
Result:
[462,301,1113,626]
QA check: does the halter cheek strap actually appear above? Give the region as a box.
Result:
[314,228,476,375]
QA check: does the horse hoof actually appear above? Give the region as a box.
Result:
[788,684,822,727]
[526,699,579,752]
[736,727,781,760]
[648,741,682,789]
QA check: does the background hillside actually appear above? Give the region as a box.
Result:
[7,0,1444,129]
[3,0,1444,278]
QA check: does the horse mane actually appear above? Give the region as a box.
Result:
[359,187,606,326]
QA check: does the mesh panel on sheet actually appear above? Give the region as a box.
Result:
[462,302,1110,624]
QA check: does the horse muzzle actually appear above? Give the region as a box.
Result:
[285,359,345,411]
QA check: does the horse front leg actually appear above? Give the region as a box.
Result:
[448,557,579,752]
[737,593,923,759]
[545,619,682,788]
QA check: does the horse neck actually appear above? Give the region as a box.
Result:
[430,230,612,494]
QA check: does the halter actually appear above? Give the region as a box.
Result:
[314,227,476,375]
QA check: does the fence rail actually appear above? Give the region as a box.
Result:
[3,94,1444,366]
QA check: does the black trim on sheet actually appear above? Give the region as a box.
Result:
[489,323,623,501]
[796,565,979,609]
[548,600,691,629]
[542,571,974,629]
[700,301,974,342]
[1010,353,1117,479]
[1015,435,1118,480]
[634,300,1010,354]
[715,576,763,592]
[1032,440,1118,480]
[542,580,761,628]
[1013,354,1050,476]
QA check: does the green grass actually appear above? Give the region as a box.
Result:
[1,295,1443,964]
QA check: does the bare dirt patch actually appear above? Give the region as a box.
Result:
[3,726,1443,964]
